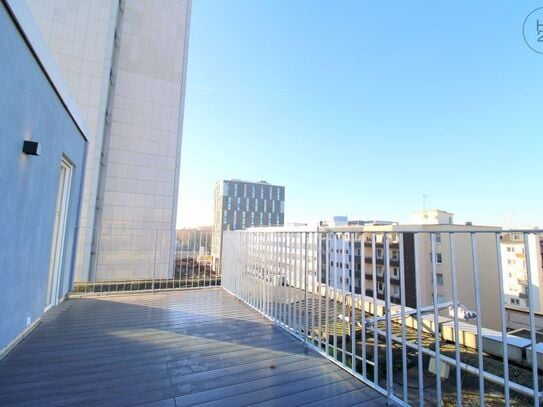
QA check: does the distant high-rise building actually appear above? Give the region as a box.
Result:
[25,0,191,281]
[212,180,285,267]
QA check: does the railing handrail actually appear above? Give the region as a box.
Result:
[225,226,543,234]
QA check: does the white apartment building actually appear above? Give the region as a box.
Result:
[25,0,191,281]
[501,232,543,311]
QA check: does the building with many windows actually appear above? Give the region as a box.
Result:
[501,232,543,311]
[212,179,285,267]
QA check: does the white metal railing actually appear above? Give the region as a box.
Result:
[221,228,543,406]
[72,227,219,293]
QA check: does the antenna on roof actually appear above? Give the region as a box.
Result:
[422,194,430,211]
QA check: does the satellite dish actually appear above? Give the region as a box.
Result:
[448,303,477,320]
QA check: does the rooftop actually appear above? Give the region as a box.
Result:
[0,289,385,406]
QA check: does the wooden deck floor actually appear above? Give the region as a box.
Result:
[0,289,386,407]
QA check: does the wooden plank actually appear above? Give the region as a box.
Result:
[0,289,385,406]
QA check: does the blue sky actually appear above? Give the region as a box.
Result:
[177,1,543,228]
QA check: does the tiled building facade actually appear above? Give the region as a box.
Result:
[26,0,191,280]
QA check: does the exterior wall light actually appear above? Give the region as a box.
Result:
[22,140,40,156]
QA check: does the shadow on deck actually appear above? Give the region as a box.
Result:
[0,289,386,406]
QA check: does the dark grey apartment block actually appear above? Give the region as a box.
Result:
[212,180,285,265]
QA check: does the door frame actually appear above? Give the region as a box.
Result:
[45,156,73,311]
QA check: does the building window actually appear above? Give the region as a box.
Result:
[260,187,264,199]
[243,184,247,197]
[377,265,384,277]
[259,212,263,225]
[430,252,443,263]
[435,233,441,243]
[510,298,520,305]
[232,211,237,229]
[391,250,399,260]
[280,201,284,213]
[252,186,256,198]
[255,199,258,211]
[227,196,231,210]
[508,259,516,265]
[376,249,383,259]
[276,187,280,200]
[246,198,249,211]
[393,267,399,278]
[223,211,227,224]
[264,200,267,212]
[268,213,272,225]
[436,273,444,286]
[269,187,272,200]
[272,200,275,213]
[377,282,383,294]
[251,212,255,226]
[237,197,241,210]
[234,183,238,197]
[276,214,280,225]
[223,182,229,196]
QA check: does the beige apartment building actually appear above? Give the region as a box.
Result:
[348,210,503,330]
[26,0,191,281]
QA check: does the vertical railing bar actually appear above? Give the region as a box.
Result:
[325,233,330,356]
[431,232,442,407]
[399,233,408,404]
[254,232,257,308]
[372,232,378,386]
[273,232,276,322]
[255,232,259,310]
[524,233,540,407]
[311,232,316,345]
[288,232,292,330]
[266,233,269,317]
[384,233,393,401]
[414,232,424,407]
[449,233,462,407]
[294,232,298,335]
[470,233,485,407]
[266,232,270,316]
[184,230,188,289]
[92,227,100,292]
[152,229,158,293]
[293,233,298,335]
[361,233,367,379]
[333,233,338,361]
[342,233,347,366]
[180,230,185,289]
[299,232,303,337]
[197,230,202,287]
[259,232,263,311]
[191,230,196,288]
[281,232,285,327]
[204,232,211,286]
[350,232,356,374]
[262,232,265,315]
[318,231,323,349]
[305,233,309,343]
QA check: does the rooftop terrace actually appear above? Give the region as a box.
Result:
[0,289,385,406]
